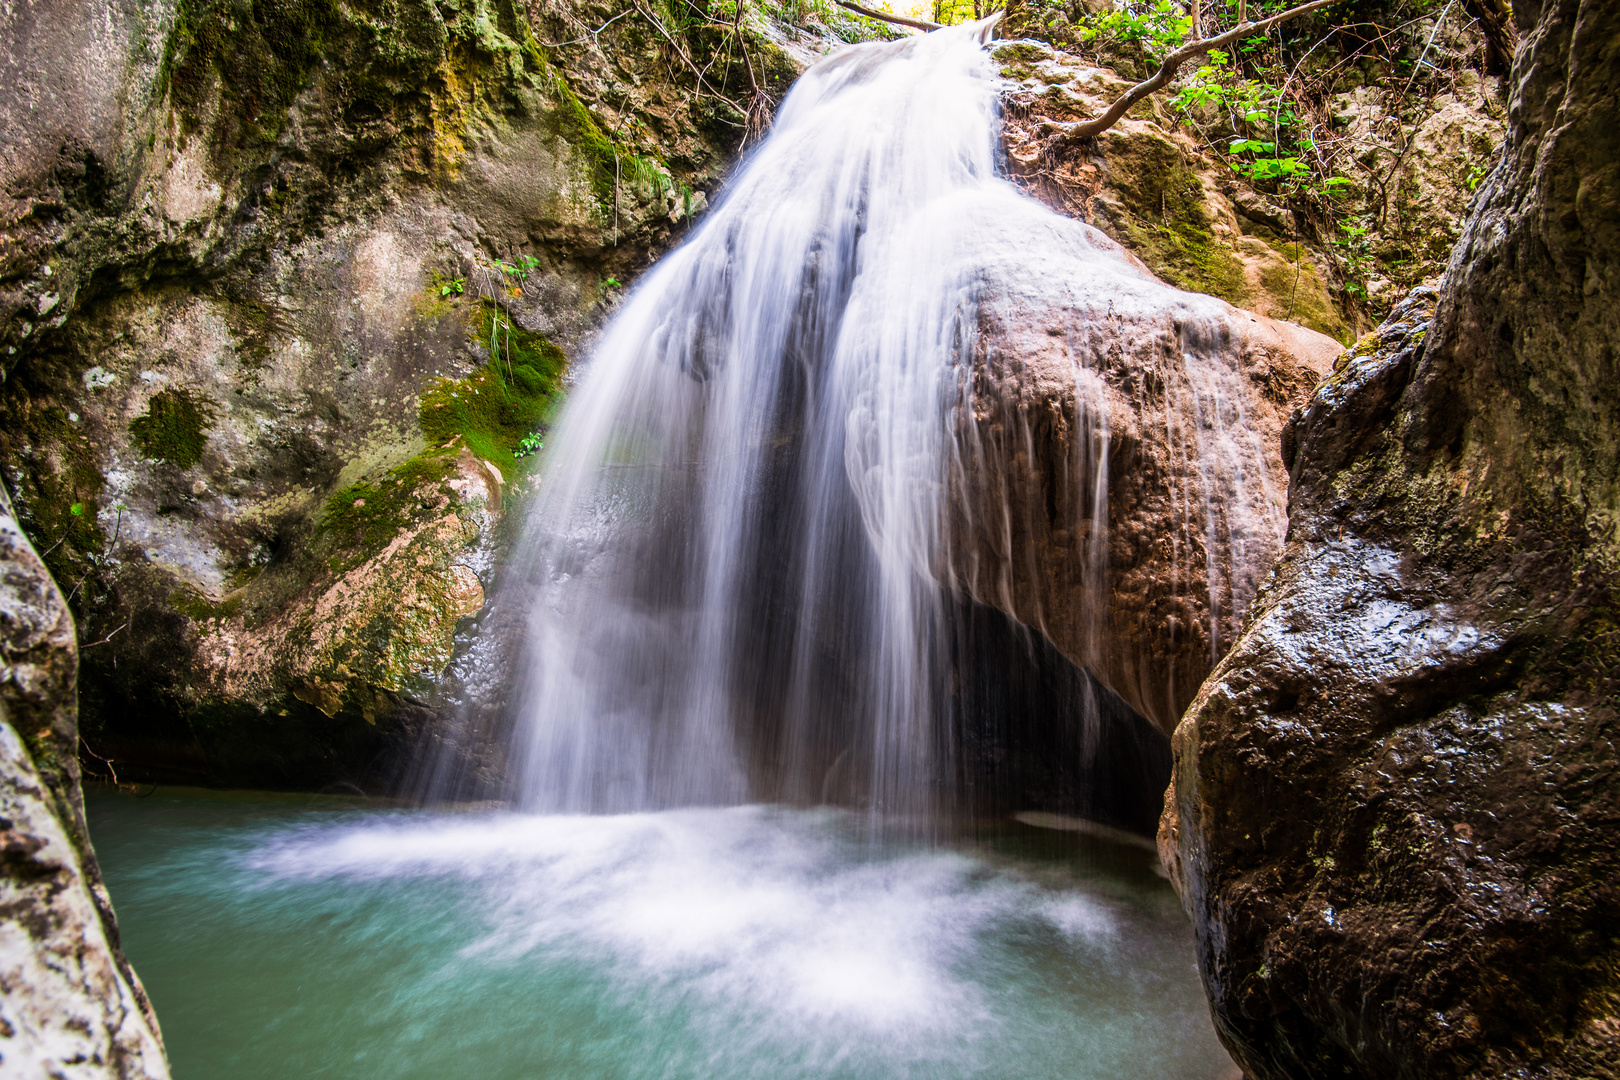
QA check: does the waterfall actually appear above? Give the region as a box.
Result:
[466,19,1288,826]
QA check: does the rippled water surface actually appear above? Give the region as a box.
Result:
[89,788,1233,1080]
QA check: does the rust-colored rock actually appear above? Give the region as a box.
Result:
[946,222,1338,732]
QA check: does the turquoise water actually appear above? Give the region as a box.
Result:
[88,788,1233,1080]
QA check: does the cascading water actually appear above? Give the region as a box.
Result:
[473,18,1300,826]
[504,22,1008,819]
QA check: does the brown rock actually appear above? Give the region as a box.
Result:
[947,223,1338,732]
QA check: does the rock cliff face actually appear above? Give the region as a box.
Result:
[0,482,168,1079]
[0,0,821,788]
[1162,0,1620,1075]
[994,1,1509,337]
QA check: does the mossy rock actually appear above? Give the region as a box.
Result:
[1100,130,1251,306]
[319,452,460,572]
[420,298,567,476]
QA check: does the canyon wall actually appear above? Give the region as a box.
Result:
[1162,0,1620,1074]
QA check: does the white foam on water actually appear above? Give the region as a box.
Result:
[245,807,1117,1060]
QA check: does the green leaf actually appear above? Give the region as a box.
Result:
[1228,138,1275,155]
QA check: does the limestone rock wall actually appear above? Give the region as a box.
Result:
[0,481,168,1079]
[1161,0,1620,1074]
[0,0,824,788]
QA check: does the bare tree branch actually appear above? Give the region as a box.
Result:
[1067,0,1346,139]
[834,0,941,32]
[1459,0,1516,76]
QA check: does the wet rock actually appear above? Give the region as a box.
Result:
[1162,0,1620,1074]
[0,482,168,1079]
[948,221,1340,733]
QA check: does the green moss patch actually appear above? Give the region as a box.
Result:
[319,453,459,572]
[314,297,566,574]
[1103,132,1252,306]
[130,389,216,469]
[169,586,245,622]
[165,0,341,143]
[20,406,109,577]
[1258,252,1350,343]
[420,300,567,477]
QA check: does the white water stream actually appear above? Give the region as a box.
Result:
[502,21,1150,820]
[87,28,1279,1077]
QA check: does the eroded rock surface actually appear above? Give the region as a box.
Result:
[0,482,167,1078]
[947,219,1339,732]
[1162,0,1620,1074]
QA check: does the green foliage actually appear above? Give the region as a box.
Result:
[514,432,545,458]
[489,255,543,281]
[129,389,215,469]
[1172,56,1322,188]
[439,277,466,297]
[1332,218,1374,298]
[1076,1,1192,59]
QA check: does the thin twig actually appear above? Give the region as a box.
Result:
[631,0,748,119]
[539,8,633,50]
[80,618,128,649]
[79,736,121,787]
[1400,0,1456,98]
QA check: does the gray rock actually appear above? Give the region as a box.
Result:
[0,481,168,1079]
[0,0,825,789]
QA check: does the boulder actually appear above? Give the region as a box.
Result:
[1162,0,1620,1074]
[0,481,168,1079]
[945,216,1338,733]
